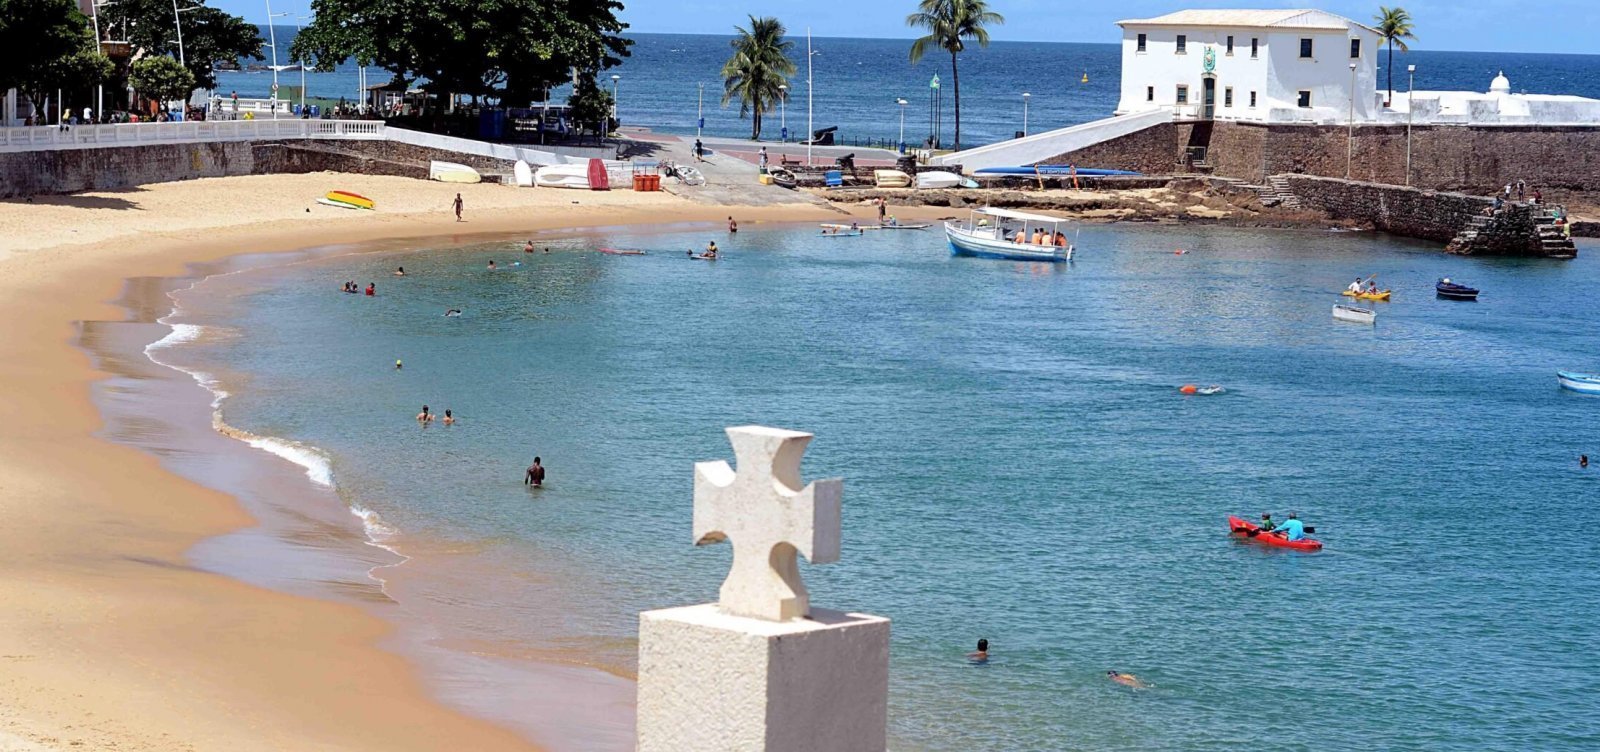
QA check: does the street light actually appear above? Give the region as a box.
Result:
[1022,92,1031,137]
[805,29,814,166]
[1405,64,1416,186]
[1346,62,1357,179]
[610,73,620,125]
[778,84,787,142]
[697,82,705,140]
[264,0,292,111]
[897,98,908,151]
[172,0,200,68]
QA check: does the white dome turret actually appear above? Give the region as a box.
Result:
[1490,71,1511,95]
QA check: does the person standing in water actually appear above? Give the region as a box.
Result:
[394,266,406,276]
[967,639,989,663]
[453,193,464,222]
[524,240,535,252]
[365,283,375,296]
[1582,454,1589,469]
[488,260,497,271]
[525,457,546,487]
[416,405,434,423]
[442,409,455,425]
[728,216,738,233]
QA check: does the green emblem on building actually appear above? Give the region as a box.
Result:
[1203,47,1216,73]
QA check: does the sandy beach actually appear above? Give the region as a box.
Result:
[0,174,839,750]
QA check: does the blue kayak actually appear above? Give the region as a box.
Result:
[972,165,1143,177]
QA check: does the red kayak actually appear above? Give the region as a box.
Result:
[1228,516,1323,551]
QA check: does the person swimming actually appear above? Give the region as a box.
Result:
[967,639,989,663]
[444,308,462,317]
[395,359,403,370]
[442,409,455,426]
[487,260,497,271]
[524,240,535,252]
[394,266,406,276]
[1107,671,1148,689]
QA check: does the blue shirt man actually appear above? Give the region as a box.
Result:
[1273,517,1305,541]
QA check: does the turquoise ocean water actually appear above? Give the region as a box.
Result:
[164,223,1599,750]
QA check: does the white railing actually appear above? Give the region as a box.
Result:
[930,109,1173,172]
[0,119,386,152]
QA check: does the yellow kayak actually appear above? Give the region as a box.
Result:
[1342,289,1392,301]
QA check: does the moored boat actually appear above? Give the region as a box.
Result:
[1333,304,1376,324]
[874,169,912,188]
[945,207,1073,262]
[768,167,798,189]
[971,165,1143,178]
[914,171,964,189]
[1557,371,1600,394]
[534,164,590,189]
[429,160,482,184]
[1436,278,1479,300]
[1228,516,1323,552]
[1341,289,1391,301]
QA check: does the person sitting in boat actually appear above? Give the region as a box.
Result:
[1347,278,1365,294]
[850,221,859,231]
[1366,281,1380,295]
[1259,513,1276,532]
[1268,513,1305,541]
[704,241,718,259]
[1053,231,1068,247]
[1012,229,1027,244]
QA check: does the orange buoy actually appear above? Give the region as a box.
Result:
[1179,384,1198,394]
[1174,249,1188,255]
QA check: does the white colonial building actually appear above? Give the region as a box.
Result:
[1115,9,1382,124]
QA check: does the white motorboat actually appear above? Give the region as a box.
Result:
[944,207,1073,262]
[1557,371,1600,394]
[534,163,590,189]
[1333,304,1376,325]
[429,160,481,184]
[914,170,973,189]
[875,169,912,188]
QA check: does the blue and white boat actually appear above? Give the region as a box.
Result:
[1557,371,1600,394]
[945,207,1073,262]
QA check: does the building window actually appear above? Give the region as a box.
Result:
[1137,33,1147,53]
[1176,85,1189,105]
[1226,36,1234,55]
[1146,86,1155,102]
[1176,35,1187,54]
[1251,38,1259,59]
[1249,91,1258,108]
[1300,38,1314,58]
[1225,87,1234,107]
[1350,38,1361,58]
[1297,90,1312,108]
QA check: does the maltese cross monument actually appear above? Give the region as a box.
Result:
[637,426,890,752]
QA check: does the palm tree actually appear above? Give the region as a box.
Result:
[1373,6,1417,106]
[721,16,796,140]
[907,0,1003,151]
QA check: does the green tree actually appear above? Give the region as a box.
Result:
[130,55,196,104]
[907,0,1003,150]
[96,0,262,90]
[567,74,614,144]
[0,0,96,93]
[293,0,630,112]
[719,16,795,140]
[1373,6,1416,105]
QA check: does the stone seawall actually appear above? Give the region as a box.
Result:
[1040,120,1600,200]
[1279,175,1489,243]
[0,142,253,198]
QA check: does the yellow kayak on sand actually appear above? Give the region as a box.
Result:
[1342,289,1392,301]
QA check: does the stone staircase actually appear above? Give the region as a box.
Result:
[1446,202,1578,258]
[1533,207,1579,258]
[1254,175,1303,209]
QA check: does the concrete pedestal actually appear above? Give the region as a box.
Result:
[637,604,890,752]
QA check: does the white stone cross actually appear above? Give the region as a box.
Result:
[694,426,842,622]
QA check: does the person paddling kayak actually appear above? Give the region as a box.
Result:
[1347,278,1365,294]
[1268,513,1306,541]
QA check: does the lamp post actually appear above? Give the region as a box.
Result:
[1022,92,1030,137]
[610,74,620,132]
[778,84,787,142]
[697,82,705,140]
[1405,64,1416,186]
[265,1,291,113]
[171,0,201,68]
[1346,62,1357,179]
[805,28,813,166]
[897,98,907,152]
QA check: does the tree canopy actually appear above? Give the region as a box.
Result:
[0,0,103,94]
[293,0,630,105]
[720,16,795,140]
[94,0,262,91]
[130,54,196,103]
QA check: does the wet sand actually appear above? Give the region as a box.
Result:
[0,173,839,750]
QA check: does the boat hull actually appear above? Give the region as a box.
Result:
[1341,289,1391,301]
[534,165,590,189]
[429,160,482,184]
[1557,372,1600,394]
[947,230,1070,262]
[915,171,963,189]
[1333,305,1376,324]
[1228,516,1323,552]
[972,166,1143,177]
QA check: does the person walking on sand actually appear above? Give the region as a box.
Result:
[525,457,546,487]
[694,138,705,163]
[453,193,464,222]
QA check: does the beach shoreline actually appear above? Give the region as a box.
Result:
[0,173,840,750]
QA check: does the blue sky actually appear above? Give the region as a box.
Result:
[212,1,1598,55]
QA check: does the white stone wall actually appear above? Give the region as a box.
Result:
[1262,28,1380,123]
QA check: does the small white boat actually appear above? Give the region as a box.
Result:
[512,159,534,187]
[1333,304,1376,325]
[534,164,590,189]
[945,207,1073,262]
[1557,371,1600,394]
[769,167,798,189]
[875,169,912,188]
[914,171,975,190]
[429,160,481,184]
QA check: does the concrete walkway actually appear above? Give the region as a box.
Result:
[615,129,836,208]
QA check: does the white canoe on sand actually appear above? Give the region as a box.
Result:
[534,164,590,189]
[429,160,482,184]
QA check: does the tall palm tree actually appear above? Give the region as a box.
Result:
[907,0,1003,151]
[721,16,796,140]
[1373,6,1417,105]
